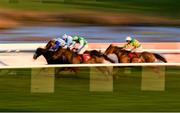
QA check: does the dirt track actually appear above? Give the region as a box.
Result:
[0,43,179,66]
[0,52,179,66]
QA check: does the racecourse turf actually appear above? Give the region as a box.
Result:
[0,66,180,112]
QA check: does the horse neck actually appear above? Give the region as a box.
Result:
[42,49,54,63]
[113,48,121,56]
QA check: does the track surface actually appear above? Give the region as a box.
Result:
[0,43,180,66]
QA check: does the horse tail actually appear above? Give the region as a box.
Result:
[103,54,115,63]
[153,53,167,63]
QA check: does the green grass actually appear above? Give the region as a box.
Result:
[0,0,179,18]
[0,66,180,112]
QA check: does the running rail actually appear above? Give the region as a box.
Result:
[0,49,180,54]
[0,63,180,69]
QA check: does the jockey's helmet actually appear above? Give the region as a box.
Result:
[126,36,132,42]
[73,36,79,40]
[62,34,68,40]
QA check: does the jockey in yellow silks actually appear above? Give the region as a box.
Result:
[123,36,142,52]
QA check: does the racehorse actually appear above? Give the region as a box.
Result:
[33,47,77,73]
[104,44,167,63]
[33,47,60,64]
[35,39,67,64]
[52,47,113,75]
[45,39,115,63]
[53,47,114,64]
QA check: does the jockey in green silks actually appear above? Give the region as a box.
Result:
[62,34,88,54]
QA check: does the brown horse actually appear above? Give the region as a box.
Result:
[52,47,113,75]
[45,39,115,63]
[33,47,77,73]
[84,50,115,63]
[52,47,109,64]
[104,44,167,63]
[33,47,61,64]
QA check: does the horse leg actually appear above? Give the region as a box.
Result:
[71,67,79,74]
[98,57,113,80]
[55,67,68,77]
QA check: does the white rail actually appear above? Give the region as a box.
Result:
[0,63,180,69]
[91,49,180,54]
[0,48,180,54]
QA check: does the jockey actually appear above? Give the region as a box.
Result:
[123,36,142,53]
[62,34,88,54]
[62,34,74,49]
[50,37,66,51]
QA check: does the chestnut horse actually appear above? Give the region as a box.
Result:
[52,47,113,64]
[104,44,167,63]
[52,47,113,75]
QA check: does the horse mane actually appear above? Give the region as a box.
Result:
[45,40,55,49]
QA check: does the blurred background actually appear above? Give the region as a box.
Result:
[0,0,180,43]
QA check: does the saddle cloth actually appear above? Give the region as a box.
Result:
[128,52,139,59]
[78,54,91,63]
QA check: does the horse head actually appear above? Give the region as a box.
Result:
[33,47,47,60]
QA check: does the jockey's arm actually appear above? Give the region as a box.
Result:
[78,40,84,50]
[63,44,68,48]
[49,41,59,51]
[53,41,60,49]
[69,41,76,49]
